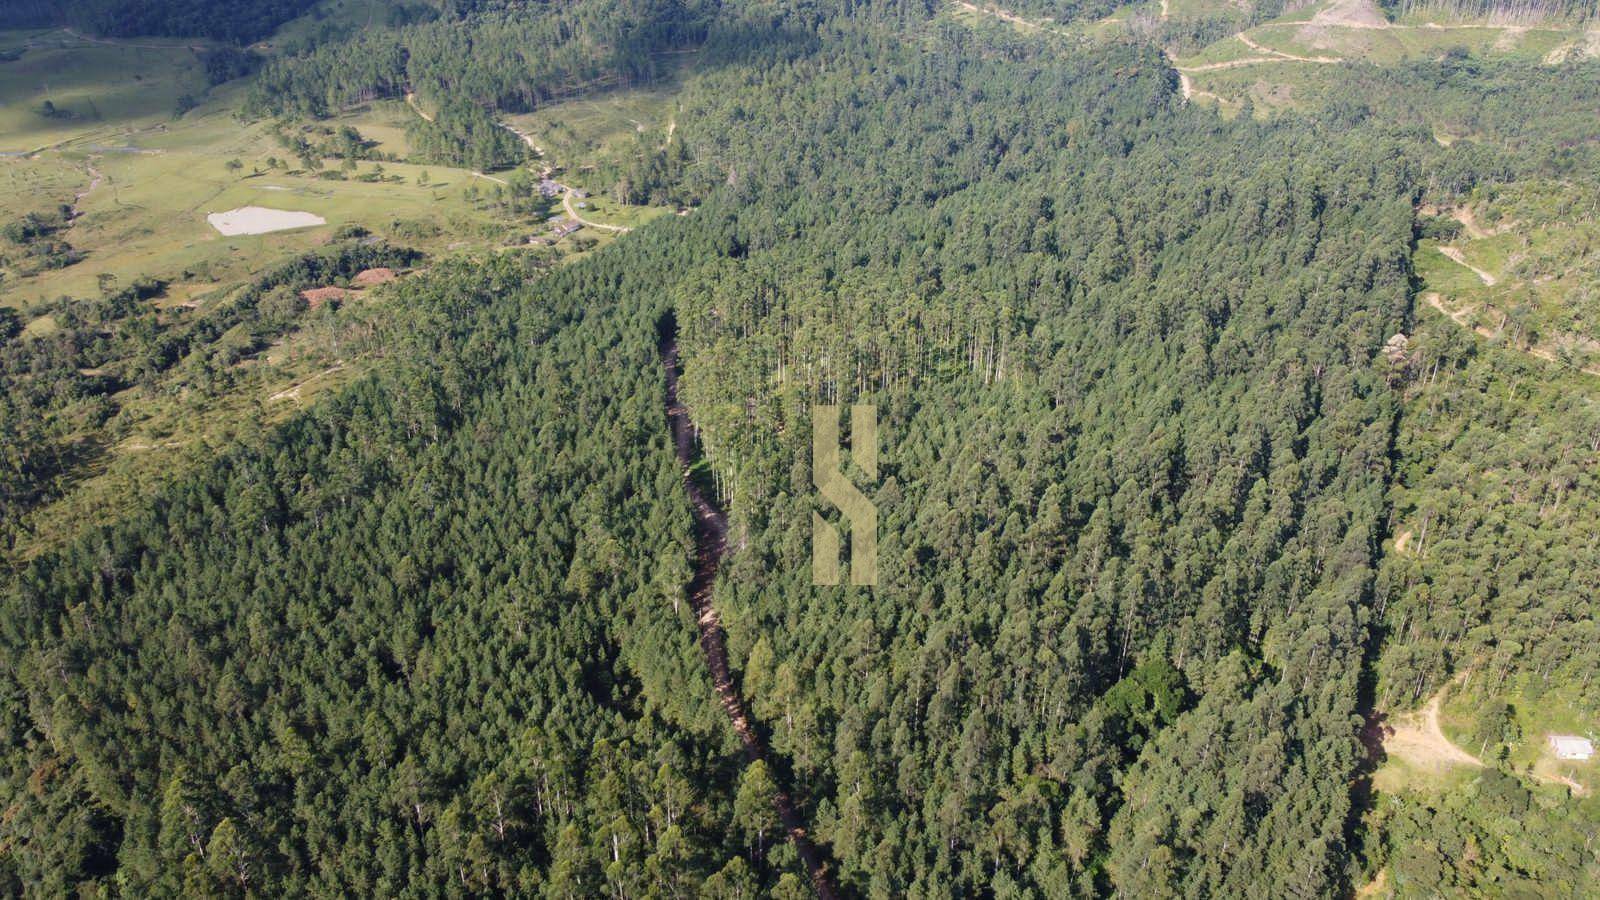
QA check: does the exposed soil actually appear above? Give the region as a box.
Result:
[1309,0,1389,29]
[1381,683,1482,772]
[267,363,345,402]
[1424,292,1600,377]
[72,163,104,214]
[1392,528,1412,555]
[659,318,839,899]
[404,92,434,123]
[1533,765,1588,796]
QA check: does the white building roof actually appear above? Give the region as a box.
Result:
[1549,735,1594,760]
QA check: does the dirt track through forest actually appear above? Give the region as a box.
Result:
[1383,684,1482,771]
[659,323,839,899]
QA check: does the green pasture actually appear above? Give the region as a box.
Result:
[0,32,211,153]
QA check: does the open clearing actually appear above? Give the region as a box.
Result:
[1382,684,1483,774]
[0,77,526,306]
[1172,0,1597,111]
[0,15,685,560]
[1437,245,1497,285]
[207,206,328,235]
[0,29,210,153]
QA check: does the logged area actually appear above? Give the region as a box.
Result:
[661,316,839,898]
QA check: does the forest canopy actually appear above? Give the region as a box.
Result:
[3,0,1600,895]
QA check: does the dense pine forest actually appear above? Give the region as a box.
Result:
[4,0,1600,895]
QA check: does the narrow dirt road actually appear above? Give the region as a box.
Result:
[562,191,631,233]
[955,0,1045,30]
[1425,292,1600,376]
[71,162,103,219]
[659,321,839,900]
[268,363,346,403]
[1383,683,1483,771]
[1393,528,1413,555]
[404,92,512,186]
[404,92,434,123]
[498,120,546,156]
[404,92,633,225]
[1438,246,1497,285]
[1424,292,1486,334]
[1237,32,1343,62]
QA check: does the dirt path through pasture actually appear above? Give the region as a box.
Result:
[404,92,434,123]
[61,27,205,52]
[1237,32,1344,62]
[1438,246,1497,285]
[562,190,631,233]
[71,162,103,219]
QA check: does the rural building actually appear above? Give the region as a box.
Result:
[551,220,582,238]
[1549,735,1594,760]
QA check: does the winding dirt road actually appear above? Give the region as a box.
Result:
[404,92,633,228]
[660,323,839,899]
[1237,32,1343,62]
[562,191,631,233]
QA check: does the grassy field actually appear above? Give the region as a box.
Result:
[503,59,692,176]
[1438,679,1600,795]
[1174,0,1598,112]
[10,291,391,560]
[0,29,212,154]
[331,99,416,158]
[0,16,686,557]
[0,80,533,309]
[568,194,676,229]
[1413,185,1600,370]
[257,0,392,52]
